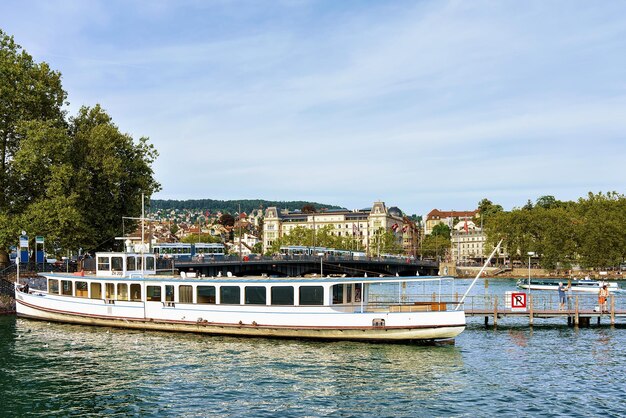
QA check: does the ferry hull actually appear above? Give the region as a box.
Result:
[16,294,465,342]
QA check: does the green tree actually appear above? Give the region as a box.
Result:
[535,195,559,209]
[431,223,451,240]
[370,227,403,256]
[181,233,221,244]
[421,234,450,260]
[0,30,67,262]
[0,30,160,261]
[219,213,235,227]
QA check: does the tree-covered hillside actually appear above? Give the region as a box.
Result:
[150,199,344,214]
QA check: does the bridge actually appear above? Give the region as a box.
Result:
[173,255,439,278]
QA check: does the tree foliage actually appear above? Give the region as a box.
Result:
[268,225,365,255]
[0,30,160,261]
[484,192,626,269]
[150,199,342,214]
[431,223,451,240]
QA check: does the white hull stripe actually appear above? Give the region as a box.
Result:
[16,298,465,331]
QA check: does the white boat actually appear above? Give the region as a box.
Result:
[15,251,465,343]
[517,279,621,293]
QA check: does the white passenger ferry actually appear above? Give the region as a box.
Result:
[15,251,465,343]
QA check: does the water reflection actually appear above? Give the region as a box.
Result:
[3,313,626,417]
[4,318,465,417]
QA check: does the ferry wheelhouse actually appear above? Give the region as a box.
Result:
[15,252,466,342]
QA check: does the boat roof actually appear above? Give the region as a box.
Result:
[40,273,452,286]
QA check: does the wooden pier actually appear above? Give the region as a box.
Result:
[463,293,626,327]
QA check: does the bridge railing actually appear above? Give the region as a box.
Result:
[176,254,432,265]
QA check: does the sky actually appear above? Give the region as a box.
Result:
[2,0,626,216]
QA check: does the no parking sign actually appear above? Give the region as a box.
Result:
[511,292,527,311]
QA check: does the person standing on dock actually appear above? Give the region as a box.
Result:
[558,282,567,310]
[598,284,609,313]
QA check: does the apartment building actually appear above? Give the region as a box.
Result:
[262,201,417,255]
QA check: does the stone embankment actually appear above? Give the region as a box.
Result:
[440,262,625,279]
[0,295,15,314]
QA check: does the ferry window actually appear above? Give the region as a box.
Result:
[75,281,88,297]
[127,256,136,271]
[111,257,123,271]
[245,286,266,305]
[117,283,129,300]
[97,256,110,271]
[48,279,59,294]
[197,286,216,304]
[299,286,324,305]
[146,256,155,270]
[179,285,193,303]
[332,284,344,304]
[61,280,73,296]
[147,285,161,302]
[271,286,294,305]
[105,283,115,299]
[137,257,143,271]
[346,284,352,303]
[165,285,174,302]
[90,282,102,299]
[130,284,142,301]
[220,286,240,304]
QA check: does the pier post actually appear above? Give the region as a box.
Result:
[484,316,489,327]
[529,293,533,326]
[575,296,579,326]
[611,295,615,325]
[493,295,498,327]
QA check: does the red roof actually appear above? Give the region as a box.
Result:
[427,209,477,220]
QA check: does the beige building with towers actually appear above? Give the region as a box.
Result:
[262,201,418,256]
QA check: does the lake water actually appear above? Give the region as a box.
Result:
[2,278,625,417]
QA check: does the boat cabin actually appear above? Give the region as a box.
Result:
[96,252,156,277]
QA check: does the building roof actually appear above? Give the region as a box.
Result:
[426,209,477,220]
